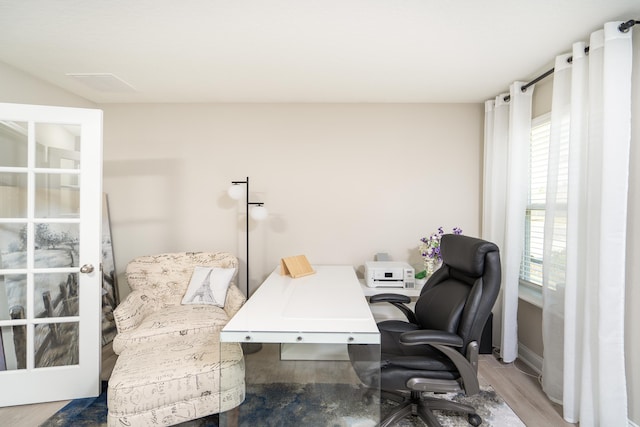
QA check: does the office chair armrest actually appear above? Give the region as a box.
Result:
[400,330,480,394]
[369,293,416,324]
[399,329,464,348]
[369,293,411,304]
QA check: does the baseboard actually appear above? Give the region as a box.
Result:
[517,342,542,375]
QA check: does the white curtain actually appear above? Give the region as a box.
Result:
[542,22,632,425]
[483,82,533,363]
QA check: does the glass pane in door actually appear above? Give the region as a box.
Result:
[34,322,79,368]
[0,172,27,218]
[35,173,80,218]
[34,273,79,318]
[34,123,81,169]
[0,273,28,371]
[0,224,27,268]
[0,324,26,370]
[33,223,79,268]
[0,121,27,167]
[0,274,28,320]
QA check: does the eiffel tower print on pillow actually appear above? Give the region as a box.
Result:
[182,266,236,307]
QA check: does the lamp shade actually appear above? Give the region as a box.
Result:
[227,184,244,200]
[250,205,268,221]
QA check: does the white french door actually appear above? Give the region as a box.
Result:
[0,103,103,406]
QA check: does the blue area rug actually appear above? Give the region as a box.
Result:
[40,382,523,427]
[39,381,218,427]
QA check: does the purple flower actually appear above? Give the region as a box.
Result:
[418,226,463,262]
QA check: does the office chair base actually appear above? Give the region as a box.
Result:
[381,391,482,427]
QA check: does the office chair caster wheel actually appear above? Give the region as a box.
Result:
[468,414,482,426]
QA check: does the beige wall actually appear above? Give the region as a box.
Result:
[100,103,484,298]
[517,299,543,358]
[0,61,95,108]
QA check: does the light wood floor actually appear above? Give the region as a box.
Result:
[0,343,575,427]
[0,342,119,427]
[478,353,574,427]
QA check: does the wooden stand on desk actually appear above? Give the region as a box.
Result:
[280,255,315,278]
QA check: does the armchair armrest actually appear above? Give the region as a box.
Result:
[223,284,246,319]
[369,293,416,324]
[400,329,480,394]
[113,290,161,333]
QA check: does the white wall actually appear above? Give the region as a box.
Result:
[0,61,95,108]
[101,103,483,298]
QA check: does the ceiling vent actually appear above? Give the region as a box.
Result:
[66,73,136,93]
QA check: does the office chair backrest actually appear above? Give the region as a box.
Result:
[414,234,501,354]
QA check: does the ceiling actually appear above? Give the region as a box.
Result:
[1,0,639,104]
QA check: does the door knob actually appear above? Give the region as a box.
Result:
[80,264,94,274]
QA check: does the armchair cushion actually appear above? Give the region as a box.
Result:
[181,266,236,307]
[112,304,231,354]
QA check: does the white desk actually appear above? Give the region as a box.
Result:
[221,265,380,345]
[219,265,381,426]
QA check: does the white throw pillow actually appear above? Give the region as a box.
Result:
[181,266,236,307]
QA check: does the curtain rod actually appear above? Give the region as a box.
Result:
[502,19,637,102]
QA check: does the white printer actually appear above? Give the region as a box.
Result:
[364,261,415,289]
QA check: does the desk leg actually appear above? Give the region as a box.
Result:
[225,406,239,427]
[241,342,262,354]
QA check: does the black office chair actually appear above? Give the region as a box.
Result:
[349,234,501,427]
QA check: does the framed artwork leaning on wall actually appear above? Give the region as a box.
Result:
[101,193,119,346]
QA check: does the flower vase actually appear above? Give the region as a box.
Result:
[425,258,440,276]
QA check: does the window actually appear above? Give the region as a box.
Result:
[520,112,569,293]
[520,114,551,287]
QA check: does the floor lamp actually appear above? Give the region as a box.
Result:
[228,177,267,353]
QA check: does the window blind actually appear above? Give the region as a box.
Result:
[520,116,551,286]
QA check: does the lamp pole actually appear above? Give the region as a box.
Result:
[229,176,266,298]
[236,176,251,298]
[228,176,266,354]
